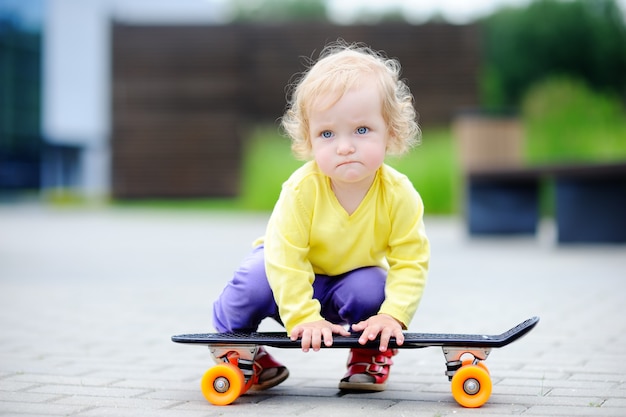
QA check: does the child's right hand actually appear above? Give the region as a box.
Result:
[351,313,405,352]
[290,319,351,352]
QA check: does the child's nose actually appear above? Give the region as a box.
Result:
[336,135,355,154]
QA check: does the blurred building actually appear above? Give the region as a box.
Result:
[0,0,44,194]
[1,0,481,200]
[1,0,227,200]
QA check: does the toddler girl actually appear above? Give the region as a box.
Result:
[213,40,430,392]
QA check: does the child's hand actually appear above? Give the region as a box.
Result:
[351,314,404,352]
[290,319,351,352]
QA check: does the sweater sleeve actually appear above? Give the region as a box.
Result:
[264,183,324,333]
[378,177,430,328]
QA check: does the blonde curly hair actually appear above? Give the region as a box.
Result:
[281,40,421,161]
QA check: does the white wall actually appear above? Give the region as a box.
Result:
[42,0,228,198]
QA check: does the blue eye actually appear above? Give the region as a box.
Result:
[356,127,369,135]
[321,131,333,139]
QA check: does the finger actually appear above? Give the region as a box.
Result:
[300,329,312,352]
[368,327,380,340]
[352,321,369,344]
[358,329,370,345]
[394,329,405,346]
[322,328,334,347]
[311,328,322,351]
[359,325,380,345]
[290,327,302,341]
[379,328,392,352]
[351,321,366,332]
[333,324,351,336]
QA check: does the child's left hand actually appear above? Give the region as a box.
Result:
[351,313,404,352]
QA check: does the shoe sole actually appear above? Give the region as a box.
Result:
[251,368,290,391]
[338,381,387,392]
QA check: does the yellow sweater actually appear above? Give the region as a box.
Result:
[257,161,430,332]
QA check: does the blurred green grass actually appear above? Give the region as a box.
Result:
[523,77,626,164]
[238,126,461,214]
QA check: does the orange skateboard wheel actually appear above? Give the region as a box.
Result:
[200,363,245,406]
[450,364,492,408]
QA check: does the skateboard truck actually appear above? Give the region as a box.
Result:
[210,345,258,386]
[442,347,491,380]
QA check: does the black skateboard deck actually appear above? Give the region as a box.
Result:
[172,316,539,408]
[172,316,538,349]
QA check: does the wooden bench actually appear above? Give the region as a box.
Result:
[466,162,626,243]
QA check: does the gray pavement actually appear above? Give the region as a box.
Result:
[1,204,625,416]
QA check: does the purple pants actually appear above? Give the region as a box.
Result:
[213,245,387,332]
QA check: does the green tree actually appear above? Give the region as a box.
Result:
[481,0,626,110]
[228,0,327,22]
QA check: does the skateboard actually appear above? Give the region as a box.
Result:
[172,316,539,408]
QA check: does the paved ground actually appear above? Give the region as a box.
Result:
[1,204,625,416]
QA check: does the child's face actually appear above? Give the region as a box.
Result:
[308,81,388,189]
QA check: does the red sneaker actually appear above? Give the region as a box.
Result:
[339,348,396,391]
[252,347,289,390]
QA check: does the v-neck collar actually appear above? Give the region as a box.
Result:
[325,169,380,218]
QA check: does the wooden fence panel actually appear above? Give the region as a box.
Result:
[112,23,479,198]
